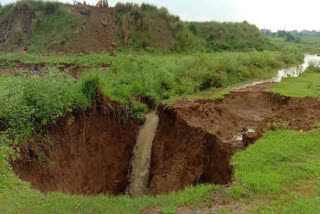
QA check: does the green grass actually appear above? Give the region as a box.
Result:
[0,68,89,143]
[268,65,320,98]
[270,36,320,54]
[232,130,319,214]
[232,130,319,195]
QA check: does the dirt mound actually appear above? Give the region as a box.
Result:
[65,5,117,54]
[11,86,320,196]
[0,3,117,53]
[0,2,174,53]
[0,3,35,51]
[12,94,140,195]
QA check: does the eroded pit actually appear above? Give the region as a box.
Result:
[11,87,320,196]
[12,95,141,195]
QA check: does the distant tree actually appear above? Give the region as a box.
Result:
[188,23,199,36]
[285,33,296,42]
[295,37,301,43]
[277,30,287,37]
[261,29,272,36]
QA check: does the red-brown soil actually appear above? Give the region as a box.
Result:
[64,5,117,54]
[148,84,320,194]
[0,3,175,53]
[12,94,140,195]
[11,83,320,196]
[0,3,35,51]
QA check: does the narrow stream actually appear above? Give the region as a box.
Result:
[128,111,159,198]
[233,54,320,142]
[235,54,320,89]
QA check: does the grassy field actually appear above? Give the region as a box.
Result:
[0,129,318,214]
[231,130,320,214]
[269,65,320,98]
[270,36,320,54]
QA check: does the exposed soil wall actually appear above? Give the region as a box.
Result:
[148,106,240,195]
[12,95,140,195]
[0,3,35,51]
[11,85,320,196]
[65,6,117,54]
[148,90,320,194]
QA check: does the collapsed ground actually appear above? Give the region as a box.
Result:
[11,81,320,196]
[0,55,319,214]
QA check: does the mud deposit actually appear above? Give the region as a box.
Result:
[12,86,320,196]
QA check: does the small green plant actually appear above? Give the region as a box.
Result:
[313,122,320,129]
[160,206,176,214]
[12,27,28,49]
[267,121,289,130]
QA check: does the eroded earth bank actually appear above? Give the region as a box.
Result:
[12,84,320,196]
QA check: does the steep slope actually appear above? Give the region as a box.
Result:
[0,0,269,53]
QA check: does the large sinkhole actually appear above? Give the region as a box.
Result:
[11,91,320,196]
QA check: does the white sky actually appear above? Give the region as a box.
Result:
[1,0,319,31]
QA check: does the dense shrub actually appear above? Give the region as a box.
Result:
[0,68,89,142]
[114,2,203,52]
[192,21,270,51]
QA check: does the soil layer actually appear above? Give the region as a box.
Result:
[12,94,140,195]
[11,83,320,196]
[148,83,320,194]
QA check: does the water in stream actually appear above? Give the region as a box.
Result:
[235,54,320,89]
[128,111,159,198]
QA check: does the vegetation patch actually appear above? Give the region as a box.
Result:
[268,65,320,98]
[231,130,320,214]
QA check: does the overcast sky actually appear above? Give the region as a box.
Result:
[1,0,319,31]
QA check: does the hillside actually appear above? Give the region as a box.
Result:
[0,0,270,54]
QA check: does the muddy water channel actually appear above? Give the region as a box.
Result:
[128,111,159,198]
[11,55,320,197]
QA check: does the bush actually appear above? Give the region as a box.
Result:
[171,28,200,52]
[0,68,89,143]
